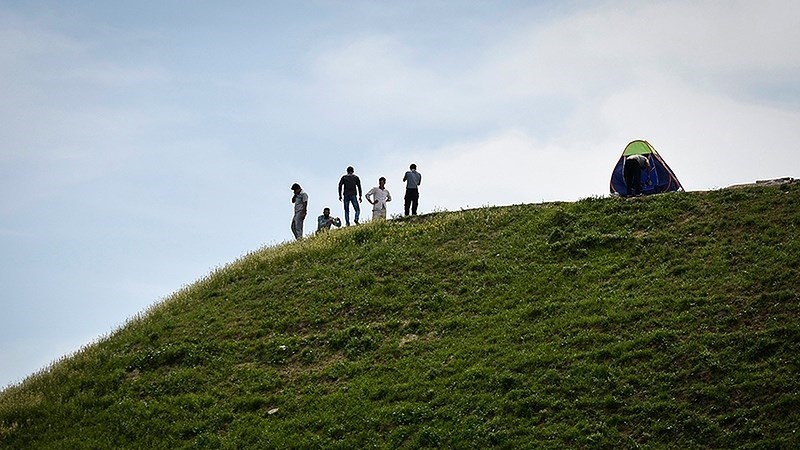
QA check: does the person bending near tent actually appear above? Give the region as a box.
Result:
[290,183,308,240]
[338,166,363,225]
[317,207,342,233]
[623,154,651,197]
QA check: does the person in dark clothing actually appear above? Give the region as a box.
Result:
[402,163,422,215]
[338,166,362,225]
[623,154,650,197]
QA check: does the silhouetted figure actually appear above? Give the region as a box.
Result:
[290,183,308,240]
[623,154,650,197]
[403,163,422,215]
[338,166,362,225]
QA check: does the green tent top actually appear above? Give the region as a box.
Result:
[622,140,657,156]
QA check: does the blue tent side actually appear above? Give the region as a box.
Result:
[610,156,628,194]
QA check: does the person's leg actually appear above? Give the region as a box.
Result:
[623,163,636,197]
[344,195,359,225]
[411,189,419,215]
[353,197,361,224]
[291,214,301,239]
[623,165,630,196]
[297,215,304,238]
[631,170,642,196]
[404,189,412,215]
[343,197,351,225]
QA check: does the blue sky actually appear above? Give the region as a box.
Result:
[2,0,799,387]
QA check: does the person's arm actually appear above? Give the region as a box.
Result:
[301,194,308,218]
[356,177,363,200]
[365,188,374,205]
[338,177,344,200]
[402,171,407,182]
[386,190,392,202]
[417,173,421,186]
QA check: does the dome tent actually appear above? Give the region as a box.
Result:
[610,140,683,197]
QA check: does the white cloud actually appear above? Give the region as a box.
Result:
[489,0,800,98]
[309,35,479,126]
[624,0,800,70]
[387,129,613,212]
[305,0,800,149]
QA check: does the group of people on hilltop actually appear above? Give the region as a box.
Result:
[289,163,422,240]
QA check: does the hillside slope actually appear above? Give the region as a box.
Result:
[1,184,799,449]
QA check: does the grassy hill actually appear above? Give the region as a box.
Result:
[1,184,799,449]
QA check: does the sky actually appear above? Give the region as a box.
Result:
[2,0,799,388]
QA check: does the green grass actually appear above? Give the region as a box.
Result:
[2,183,799,449]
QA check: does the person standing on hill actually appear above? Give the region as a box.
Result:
[623,154,650,197]
[338,166,363,225]
[365,177,392,220]
[290,183,308,240]
[403,163,422,215]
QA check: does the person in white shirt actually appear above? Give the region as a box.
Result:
[365,177,392,220]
